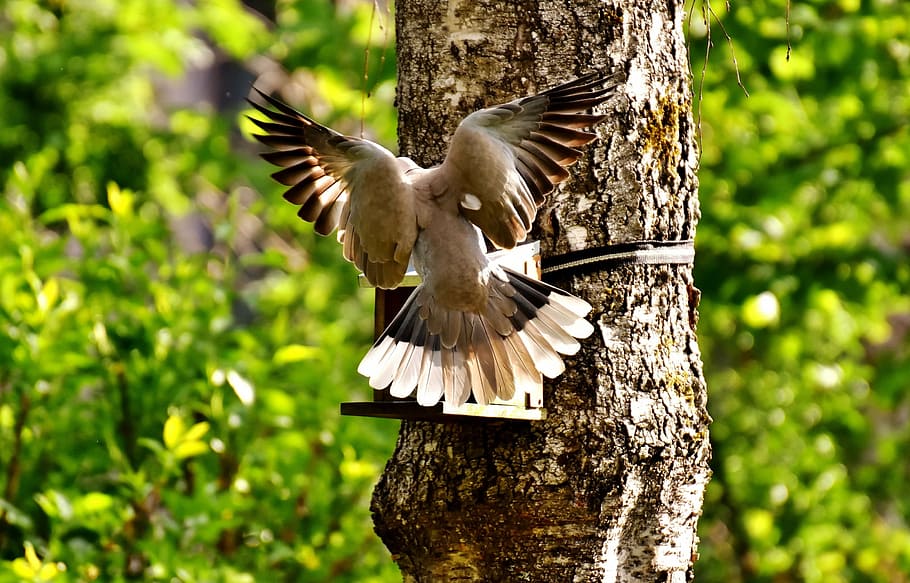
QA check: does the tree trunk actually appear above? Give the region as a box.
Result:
[371,1,710,581]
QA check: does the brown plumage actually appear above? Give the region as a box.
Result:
[249,72,619,406]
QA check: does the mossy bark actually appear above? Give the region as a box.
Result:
[371,1,710,581]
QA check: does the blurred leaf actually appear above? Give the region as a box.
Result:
[173,440,210,460]
[72,492,115,516]
[273,344,322,364]
[742,291,780,328]
[163,415,188,450]
[0,0,398,580]
[0,498,34,530]
[106,182,134,217]
[226,369,255,406]
[163,416,210,460]
[691,1,910,580]
[10,542,61,581]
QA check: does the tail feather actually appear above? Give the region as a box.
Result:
[517,324,566,379]
[467,314,500,405]
[503,333,543,391]
[441,347,470,405]
[389,342,419,398]
[546,288,591,317]
[539,302,595,338]
[367,303,418,389]
[357,267,593,406]
[476,315,516,404]
[440,310,460,348]
[370,338,409,390]
[437,347,456,405]
[532,308,582,355]
[414,341,437,405]
[417,339,445,406]
[484,293,517,336]
[357,335,392,376]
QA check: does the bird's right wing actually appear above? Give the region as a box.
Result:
[439,72,619,249]
[248,89,418,289]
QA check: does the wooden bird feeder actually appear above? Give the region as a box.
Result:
[340,241,546,422]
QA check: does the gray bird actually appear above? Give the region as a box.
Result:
[249,72,617,407]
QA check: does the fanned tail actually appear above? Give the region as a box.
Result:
[357,268,593,407]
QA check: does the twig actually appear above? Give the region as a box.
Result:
[685,0,712,150]
[361,1,392,138]
[704,0,749,97]
[361,2,376,137]
[2,391,29,502]
[785,0,792,61]
[377,1,391,82]
[115,364,138,468]
[0,389,30,549]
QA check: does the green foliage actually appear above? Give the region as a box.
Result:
[4,0,906,580]
[689,1,910,581]
[0,0,398,581]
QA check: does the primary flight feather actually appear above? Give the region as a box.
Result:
[249,72,619,406]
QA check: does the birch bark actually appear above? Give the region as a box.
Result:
[371,1,710,581]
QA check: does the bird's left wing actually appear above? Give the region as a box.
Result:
[438,71,620,249]
[248,89,418,289]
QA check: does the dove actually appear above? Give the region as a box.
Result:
[248,72,618,406]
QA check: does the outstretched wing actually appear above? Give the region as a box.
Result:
[439,71,620,249]
[248,89,418,289]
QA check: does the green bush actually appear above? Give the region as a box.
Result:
[3,0,908,581]
[690,1,910,581]
[1,0,398,580]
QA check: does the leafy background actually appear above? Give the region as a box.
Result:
[691,1,910,581]
[0,0,907,581]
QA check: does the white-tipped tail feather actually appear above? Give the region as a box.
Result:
[357,268,593,406]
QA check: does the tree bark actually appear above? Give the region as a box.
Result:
[372,1,710,581]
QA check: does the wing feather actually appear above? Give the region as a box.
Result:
[248,88,418,288]
[271,160,322,187]
[439,71,621,249]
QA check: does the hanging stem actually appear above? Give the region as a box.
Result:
[0,387,30,550]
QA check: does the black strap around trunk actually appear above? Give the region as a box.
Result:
[541,239,695,279]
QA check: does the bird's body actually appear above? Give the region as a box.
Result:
[249,72,619,406]
[414,214,489,312]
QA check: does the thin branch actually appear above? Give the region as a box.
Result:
[115,364,138,468]
[361,1,392,138]
[705,0,749,97]
[361,2,376,137]
[375,0,391,77]
[684,0,712,153]
[2,391,29,502]
[785,0,792,61]
[698,1,712,143]
[0,389,30,550]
